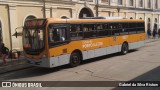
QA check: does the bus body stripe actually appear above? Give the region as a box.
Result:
[47,40,145,68]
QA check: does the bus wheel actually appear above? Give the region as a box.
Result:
[70,52,81,67]
[121,43,128,55]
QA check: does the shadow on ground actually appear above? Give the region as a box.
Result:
[112,66,160,90]
[0,50,137,80]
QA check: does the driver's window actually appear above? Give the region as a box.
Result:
[49,28,60,42]
[49,24,67,43]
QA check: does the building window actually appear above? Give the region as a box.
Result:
[118,0,123,5]
[101,0,109,4]
[80,0,93,2]
[148,0,151,8]
[129,0,134,6]
[61,16,69,19]
[0,21,3,44]
[139,0,143,7]
[79,8,94,18]
[155,0,158,9]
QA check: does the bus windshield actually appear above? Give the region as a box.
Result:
[23,19,46,55]
[23,28,45,54]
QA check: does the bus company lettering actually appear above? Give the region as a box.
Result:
[122,35,128,40]
[82,40,103,48]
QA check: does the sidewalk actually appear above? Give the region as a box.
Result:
[145,37,159,43]
[0,55,31,74]
[0,38,159,74]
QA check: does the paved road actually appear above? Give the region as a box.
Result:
[0,40,160,90]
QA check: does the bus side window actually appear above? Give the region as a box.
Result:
[110,23,115,35]
[114,23,120,35]
[91,24,97,37]
[83,24,96,38]
[104,23,110,36]
[59,28,66,41]
[106,23,112,36]
[53,28,67,42]
[120,23,129,35]
[137,22,145,33]
[70,24,83,40]
[128,23,137,34]
[83,25,90,38]
[97,23,106,36]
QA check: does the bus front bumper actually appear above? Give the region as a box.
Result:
[25,57,50,68]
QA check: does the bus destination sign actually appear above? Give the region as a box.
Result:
[25,19,46,27]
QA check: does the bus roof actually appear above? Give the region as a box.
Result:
[82,16,125,19]
[46,18,144,24]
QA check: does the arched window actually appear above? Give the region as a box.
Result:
[25,15,36,22]
[130,17,133,19]
[61,16,69,19]
[79,8,94,19]
[0,21,2,44]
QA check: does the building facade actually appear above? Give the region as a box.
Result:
[0,0,160,51]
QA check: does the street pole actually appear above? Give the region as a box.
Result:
[43,0,46,18]
[96,0,99,17]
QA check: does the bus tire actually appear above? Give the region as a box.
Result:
[121,42,128,55]
[69,52,81,67]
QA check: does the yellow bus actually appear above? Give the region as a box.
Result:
[22,17,145,68]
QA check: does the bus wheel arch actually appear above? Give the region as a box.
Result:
[121,41,129,55]
[69,49,82,67]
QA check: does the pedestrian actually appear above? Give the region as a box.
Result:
[0,43,9,65]
[147,29,151,38]
[158,29,160,38]
[152,29,156,39]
